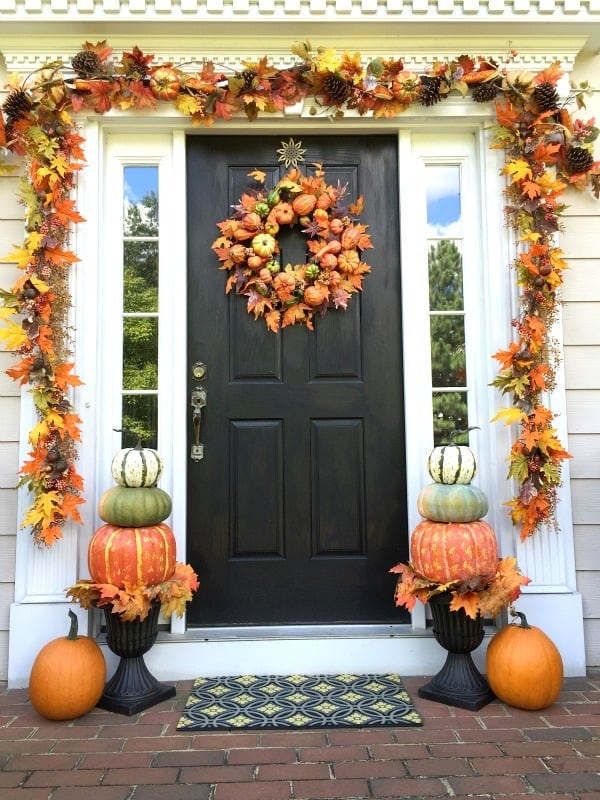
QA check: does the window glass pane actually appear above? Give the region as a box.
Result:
[121,395,158,449]
[123,241,158,313]
[430,315,466,387]
[123,166,159,236]
[432,391,469,446]
[428,240,463,311]
[123,317,158,390]
[426,165,461,233]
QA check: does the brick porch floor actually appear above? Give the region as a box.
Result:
[1,673,599,800]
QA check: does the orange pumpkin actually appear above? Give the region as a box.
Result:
[341,225,361,249]
[292,194,317,216]
[486,611,563,710]
[242,212,262,231]
[246,254,264,270]
[329,218,344,235]
[88,523,176,586]
[272,203,294,224]
[304,285,328,307]
[29,610,106,720]
[148,66,180,100]
[229,244,248,264]
[410,519,498,583]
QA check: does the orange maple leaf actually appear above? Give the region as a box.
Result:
[53,362,84,390]
[53,198,86,225]
[60,492,84,524]
[449,591,480,620]
[495,101,520,129]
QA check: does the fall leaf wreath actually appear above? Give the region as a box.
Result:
[212,164,372,332]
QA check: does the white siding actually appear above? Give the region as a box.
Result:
[563,50,600,665]
[0,103,20,679]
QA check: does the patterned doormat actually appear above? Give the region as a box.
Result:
[177,673,422,730]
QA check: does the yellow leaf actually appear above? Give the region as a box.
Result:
[0,320,28,351]
[5,246,34,269]
[29,276,50,294]
[175,93,203,116]
[248,169,267,183]
[503,158,533,183]
[316,48,341,73]
[22,490,61,529]
[25,232,44,252]
[491,407,527,426]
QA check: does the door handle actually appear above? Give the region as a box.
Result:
[190,387,207,462]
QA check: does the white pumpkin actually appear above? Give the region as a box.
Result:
[427,444,477,485]
[111,446,163,488]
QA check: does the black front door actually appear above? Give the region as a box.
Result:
[186,135,408,626]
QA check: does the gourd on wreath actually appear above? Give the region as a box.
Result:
[111,440,163,488]
[417,483,489,523]
[98,485,172,527]
[410,519,498,584]
[88,523,176,586]
[428,428,479,485]
[29,610,106,720]
[486,610,564,710]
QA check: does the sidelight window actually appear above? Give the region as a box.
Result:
[120,165,160,448]
[425,164,470,446]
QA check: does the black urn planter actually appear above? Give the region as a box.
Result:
[96,601,176,716]
[418,592,495,711]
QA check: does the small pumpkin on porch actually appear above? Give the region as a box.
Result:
[486,609,564,710]
[29,610,106,720]
[88,523,176,586]
[111,441,163,488]
[98,485,172,527]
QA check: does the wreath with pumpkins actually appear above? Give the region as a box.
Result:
[212,164,372,331]
[0,40,599,547]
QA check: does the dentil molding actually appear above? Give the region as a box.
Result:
[0,32,591,75]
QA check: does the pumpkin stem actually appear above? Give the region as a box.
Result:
[509,607,531,629]
[448,425,480,445]
[67,608,80,640]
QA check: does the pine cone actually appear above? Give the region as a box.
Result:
[566,146,594,175]
[2,89,32,125]
[240,70,257,90]
[71,50,102,77]
[322,73,351,105]
[471,81,500,103]
[419,76,443,107]
[532,82,560,113]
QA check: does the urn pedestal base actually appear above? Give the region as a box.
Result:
[418,592,495,711]
[97,602,176,716]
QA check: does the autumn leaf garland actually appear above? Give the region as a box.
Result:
[0,41,598,546]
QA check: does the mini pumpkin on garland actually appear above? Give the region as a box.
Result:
[212,164,373,332]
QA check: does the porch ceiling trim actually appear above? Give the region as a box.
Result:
[0,32,591,75]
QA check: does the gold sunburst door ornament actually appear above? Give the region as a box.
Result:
[277,137,306,167]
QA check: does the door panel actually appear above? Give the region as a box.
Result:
[186,135,408,625]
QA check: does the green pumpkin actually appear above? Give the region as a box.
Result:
[417,482,488,523]
[98,486,172,527]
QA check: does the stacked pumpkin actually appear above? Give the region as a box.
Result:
[89,443,176,587]
[410,439,499,584]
